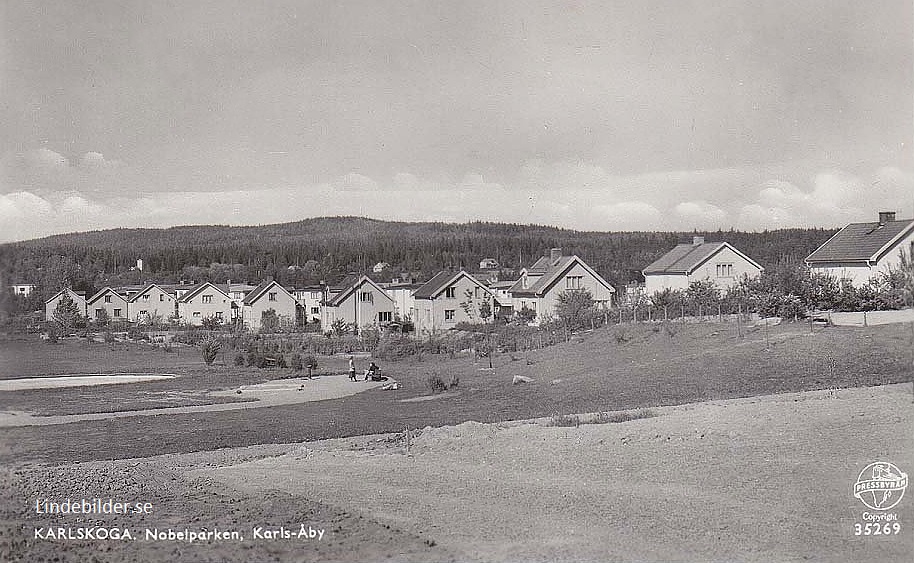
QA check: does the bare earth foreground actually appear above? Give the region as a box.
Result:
[3,383,912,562]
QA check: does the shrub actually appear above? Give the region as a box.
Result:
[277,354,288,369]
[45,324,59,344]
[426,369,458,394]
[233,352,246,367]
[549,413,581,427]
[290,353,303,371]
[201,337,221,366]
[246,350,257,367]
[304,355,318,377]
[103,330,115,343]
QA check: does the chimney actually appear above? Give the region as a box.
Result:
[692,236,705,246]
[878,211,896,225]
[550,248,562,261]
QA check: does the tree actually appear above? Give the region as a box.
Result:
[478,297,493,323]
[514,305,537,325]
[685,279,720,313]
[52,292,84,333]
[260,309,279,333]
[94,308,110,327]
[201,337,221,365]
[459,288,478,323]
[201,315,222,331]
[555,289,595,332]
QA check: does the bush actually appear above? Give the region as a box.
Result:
[201,337,221,366]
[45,324,59,343]
[103,330,115,343]
[246,350,257,367]
[304,355,318,377]
[426,370,459,394]
[277,354,288,369]
[233,352,246,367]
[290,353,303,371]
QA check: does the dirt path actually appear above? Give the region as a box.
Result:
[191,384,914,562]
[0,376,388,427]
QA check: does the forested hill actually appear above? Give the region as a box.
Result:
[0,216,836,301]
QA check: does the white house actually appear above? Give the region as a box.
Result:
[321,275,395,333]
[291,285,324,324]
[86,287,130,322]
[642,237,764,295]
[508,249,615,324]
[45,288,87,321]
[805,211,914,287]
[411,270,496,333]
[127,283,177,323]
[241,280,298,331]
[10,283,36,297]
[177,282,233,326]
[384,282,421,322]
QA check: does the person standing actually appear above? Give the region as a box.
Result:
[348,355,356,381]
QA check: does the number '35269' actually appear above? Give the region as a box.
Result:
[854,522,901,536]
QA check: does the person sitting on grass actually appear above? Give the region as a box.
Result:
[364,361,380,381]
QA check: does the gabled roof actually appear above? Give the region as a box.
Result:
[805,219,914,264]
[325,275,393,307]
[177,282,231,303]
[510,255,615,297]
[127,283,175,303]
[413,270,491,300]
[45,288,86,304]
[242,280,294,305]
[86,286,129,305]
[642,242,763,275]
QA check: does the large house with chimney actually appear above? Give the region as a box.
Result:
[642,237,763,295]
[805,211,914,287]
[508,248,615,325]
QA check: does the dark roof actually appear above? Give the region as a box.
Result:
[413,271,459,299]
[509,255,614,297]
[805,219,914,263]
[86,286,129,304]
[642,242,728,275]
[325,275,392,307]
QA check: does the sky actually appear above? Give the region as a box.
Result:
[1,1,912,242]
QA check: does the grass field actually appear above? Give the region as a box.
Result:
[1,320,912,465]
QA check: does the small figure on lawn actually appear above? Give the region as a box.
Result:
[365,361,380,381]
[348,355,357,381]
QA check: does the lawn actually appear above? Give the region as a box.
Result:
[1,320,912,465]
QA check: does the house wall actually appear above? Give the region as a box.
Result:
[88,291,129,322]
[294,289,323,323]
[413,275,493,334]
[810,231,914,288]
[644,274,690,295]
[322,281,395,331]
[535,262,614,322]
[45,290,87,321]
[243,289,298,331]
[687,246,763,289]
[129,287,177,322]
[178,286,232,326]
[385,288,416,321]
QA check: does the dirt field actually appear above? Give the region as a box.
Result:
[3,384,911,562]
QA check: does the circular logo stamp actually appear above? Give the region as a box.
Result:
[854,462,908,511]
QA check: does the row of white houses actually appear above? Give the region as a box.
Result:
[43,249,620,333]
[39,212,914,333]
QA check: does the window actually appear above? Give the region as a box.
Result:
[360,291,373,303]
[142,294,150,301]
[113,308,122,317]
[445,287,456,298]
[445,309,456,321]
[104,295,112,303]
[193,311,201,318]
[202,295,213,304]
[311,307,320,314]
[139,310,148,318]
[160,294,165,302]
[565,276,583,290]
[95,309,103,319]
[378,311,392,323]
[215,312,223,320]
[268,292,277,301]
[716,264,734,278]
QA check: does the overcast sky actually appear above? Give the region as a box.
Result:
[1,1,912,242]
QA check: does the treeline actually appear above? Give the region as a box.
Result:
[0,216,836,310]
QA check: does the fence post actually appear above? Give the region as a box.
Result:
[664,306,668,321]
[718,303,722,322]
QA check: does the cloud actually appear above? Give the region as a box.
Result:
[0,149,137,196]
[674,201,728,229]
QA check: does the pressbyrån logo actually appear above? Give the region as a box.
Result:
[853,462,908,511]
